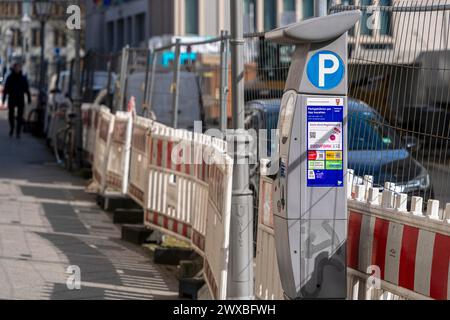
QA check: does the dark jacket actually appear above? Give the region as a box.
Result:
[2,71,31,106]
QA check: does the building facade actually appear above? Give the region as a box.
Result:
[0,0,84,84]
[85,0,325,52]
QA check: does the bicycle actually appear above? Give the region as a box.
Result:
[54,108,82,172]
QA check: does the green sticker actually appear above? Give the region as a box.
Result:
[326,160,343,170]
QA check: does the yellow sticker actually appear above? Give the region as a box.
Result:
[326,151,342,160]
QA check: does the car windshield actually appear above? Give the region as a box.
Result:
[348,110,403,151]
[93,73,108,89]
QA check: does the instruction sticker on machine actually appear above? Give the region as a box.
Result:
[307,97,344,187]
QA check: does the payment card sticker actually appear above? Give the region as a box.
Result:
[306,97,344,187]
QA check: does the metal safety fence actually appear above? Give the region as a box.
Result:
[331,0,450,210]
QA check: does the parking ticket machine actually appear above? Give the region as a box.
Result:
[267,11,361,299]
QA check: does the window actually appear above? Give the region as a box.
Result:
[31,28,41,47]
[127,16,132,45]
[185,0,198,34]
[135,14,145,45]
[117,19,124,49]
[244,0,257,33]
[348,110,401,151]
[302,0,314,19]
[53,30,67,48]
[281,0,296,26]
[360,0,373,36]
[107,21,114,52]
[264,0,277,31]
[379,0,392,35]
[342,0,355,35]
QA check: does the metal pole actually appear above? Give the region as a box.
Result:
[314,0,328,17]
[171,39,181,128]
[39,20,45,90]
[227,0,254,300]
[118,45,129,112]
[142,49,151,116]
[219,30,229,132]
[106,54,113,109]
[73,27,83,167]
[147,50,158,115]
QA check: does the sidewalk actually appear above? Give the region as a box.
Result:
[0,112,178,300]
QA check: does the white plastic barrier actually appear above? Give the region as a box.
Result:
[254,170,450,300]
[106,111,133,194]
[81,103,108,165]
[140,122,233,300]
[92,108,115,193]
[254,176,284,300]
[127,117,166,206]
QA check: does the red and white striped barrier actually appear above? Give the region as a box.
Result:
[127,117,166,206]
[92,108,115,193]
[139,122,233,300]
[254,169,450,300]
[347,177,450,300]
[106,111,133,194]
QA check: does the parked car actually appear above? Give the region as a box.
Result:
[125,71,204,131]
[394,104,450,154]
[347,99,434,200]
[82,70,117,103]
[245,98,435,214]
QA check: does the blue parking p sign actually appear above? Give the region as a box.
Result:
[307,50,344,90]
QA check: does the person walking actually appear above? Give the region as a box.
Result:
[2,62,31,138]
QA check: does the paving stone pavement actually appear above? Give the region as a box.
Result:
[0,113,179,300]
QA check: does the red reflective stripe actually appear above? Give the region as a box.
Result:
[430,233,450,300]
[185,143,191,174]
[182,224,188,237]
[202,162,206,181]
[347,211,363,269]
[157,140,163,166]
[398,225,419,291]
[371,218,389,280]
[152,211,158,225]
[173,220,178,234]
[167,141,173,169]
[176,146,182,172]
[148,136,153,165]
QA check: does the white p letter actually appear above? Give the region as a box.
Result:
[318,54,339,87]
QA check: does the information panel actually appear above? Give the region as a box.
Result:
[306,97,344,187]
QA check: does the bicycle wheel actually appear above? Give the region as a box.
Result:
[63,129,74,171]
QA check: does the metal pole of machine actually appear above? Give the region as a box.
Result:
[227,0,254,299]
[314,0,328,17]
[171,39,181,128]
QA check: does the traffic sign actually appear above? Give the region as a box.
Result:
[307,50,344,90]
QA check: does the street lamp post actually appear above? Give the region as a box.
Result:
[4,28,13,75]
[21,13,31,75]
[34,0,53,91]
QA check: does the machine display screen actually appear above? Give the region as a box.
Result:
[306,97,344,187]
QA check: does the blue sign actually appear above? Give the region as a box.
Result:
[306,50,344,90]
[306,98,344,188]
